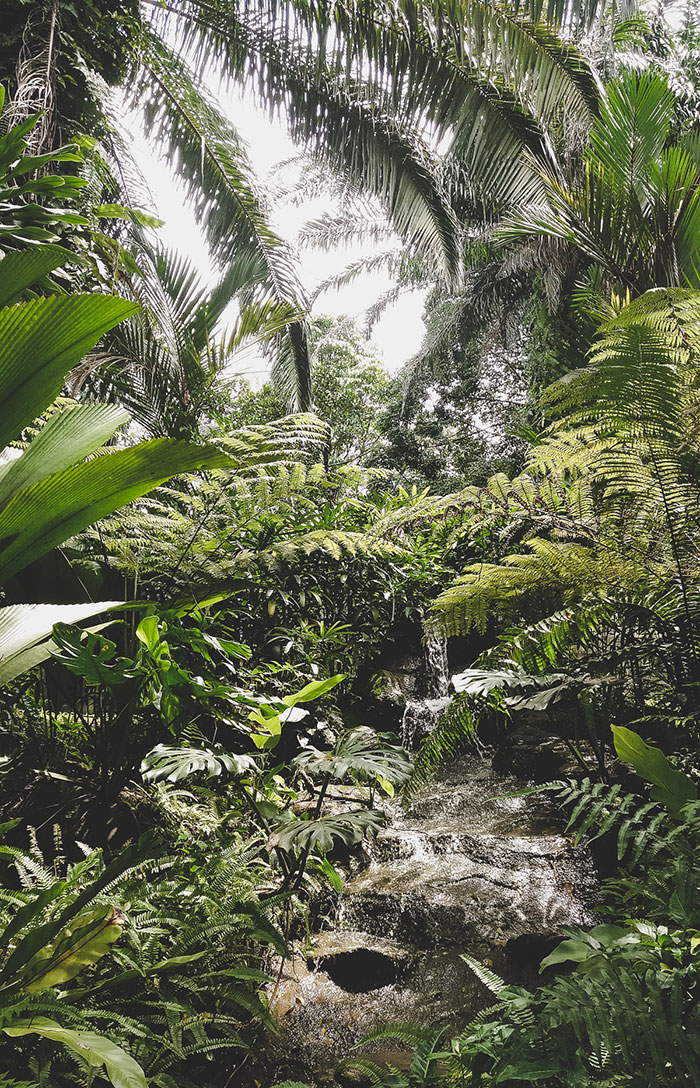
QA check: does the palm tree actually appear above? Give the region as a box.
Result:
[0,0,606,414]
[499,68,700,304]
[72,246,309,439]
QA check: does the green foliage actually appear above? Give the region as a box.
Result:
[0,237,240,696]
[141,745,258,784]
[0,830,284,1085]
[500,70,700,298]
[270,808,384,854]
[3,1021,147,1088]
[227,316,393,464]
[612,726,697,815]
[403,696,477,802]
[0,89,89,254]
[295,727,412,789]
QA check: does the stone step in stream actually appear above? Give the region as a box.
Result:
[262,752,597,1086]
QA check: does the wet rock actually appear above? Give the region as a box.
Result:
[491,721,578,780]
[258,752,596,1086]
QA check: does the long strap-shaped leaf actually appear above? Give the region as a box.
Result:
[3,1020,147,1088]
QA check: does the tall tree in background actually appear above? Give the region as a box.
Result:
[0,0,607,418]
[225,316,391,463]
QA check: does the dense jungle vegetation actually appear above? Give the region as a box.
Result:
[0,0,700,1084]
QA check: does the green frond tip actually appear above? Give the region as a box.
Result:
[233,530,400,572]
[403,696,476,803]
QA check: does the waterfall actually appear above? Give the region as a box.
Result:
[425,637,449,697]
[400,638,451,748]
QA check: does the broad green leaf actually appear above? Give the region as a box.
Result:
[377,775,395,797]
[539,939,592,971]
[0,602,120,686]
[0,294,138,451]
[135,614,161,653]
[0,403,129,508]
[141,744,257,782]
[0,244,74,307]
[3,1019,147,1088]
[20,906,124,991]
[612,726,696,815]
[319,854,343,892]
[283,674,346,707]
[0,438,232,582]
[294,728,412,786]
[50,625,133,688]
[270,809,384,853]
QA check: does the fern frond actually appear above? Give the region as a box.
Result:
[403,697,477,803]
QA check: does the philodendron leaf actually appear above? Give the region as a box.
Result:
[19,905,125,991]
[0,601,120,686]
[3,1019,146,1088]
[539,938,592,971]
[611,726,696,815]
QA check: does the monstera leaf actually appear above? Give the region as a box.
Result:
[294,728,412,786]
[50,624,135,688]
[0,602,119,685]
[141,744,258,783]
[269,809,385,853]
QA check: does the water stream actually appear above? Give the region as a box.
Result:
[263,655,597,1086]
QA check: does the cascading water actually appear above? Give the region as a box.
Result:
[400,638,451,748]
[259,648,597,1087]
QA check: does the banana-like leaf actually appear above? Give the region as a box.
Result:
[0,601,120,686]
[612,726,696,815]
[0,244,76,307]
[3,1018,147,1088]
[0,403,129,508]
[19,906,125,992]
[283,674,346,707]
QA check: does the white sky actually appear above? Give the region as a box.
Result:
[119,81,427,383]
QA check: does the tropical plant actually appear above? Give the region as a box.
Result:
[0,237,241,681]
[1,0,613,416]
[342,1024,447,1087]
[0,88,90,256]
[0,827,286,1085]
[141,670,412,895]
[226,316,393,464]
[499,70,700,302]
